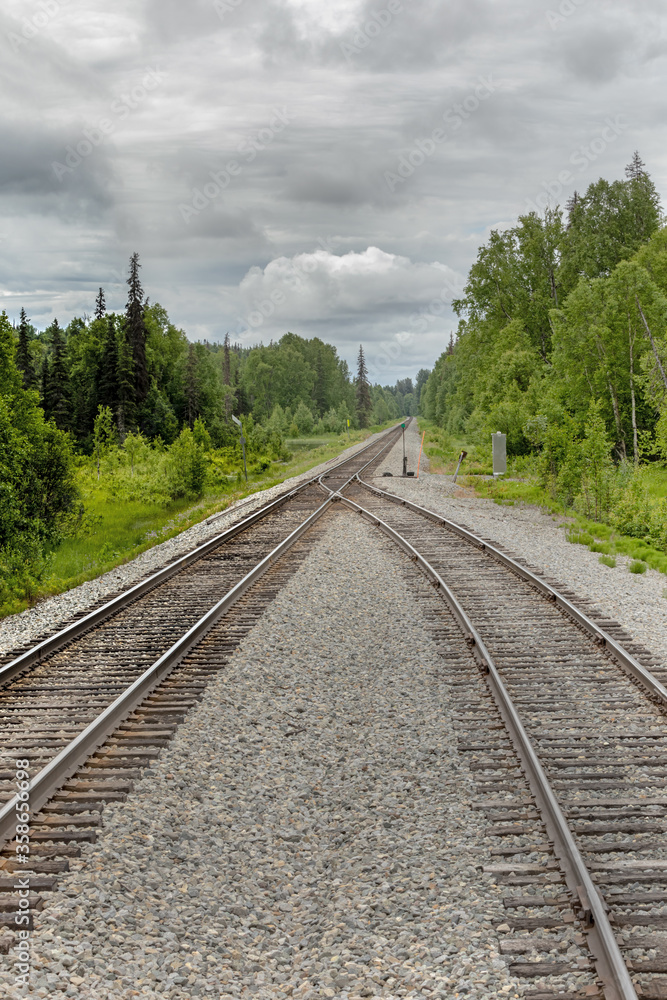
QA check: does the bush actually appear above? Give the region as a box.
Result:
[629,560,648,574]
[293,401,314,436]
[0,537,52,613]
[166,428,208,499]
[599,554,616,568]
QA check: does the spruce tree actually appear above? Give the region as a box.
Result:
[355,345,372,428]
[16,308,36,388]
[116,326,135,441]
[624,151,663,244]
[97,316,119,412]
[625,150,646,181]
[95,287,106,320]
[45,320,72,431]
[40,352,50,413]
[125,253,149,405]
[233,365,249,415]
[222,332,231,385]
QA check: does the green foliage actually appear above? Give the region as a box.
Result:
[629,559,648,574]
[567,530,595,546]
[599,554,617,567]
[167,428,208,499]
[0,311,79,612]
[421,155,667,562]
[293,400,315,436]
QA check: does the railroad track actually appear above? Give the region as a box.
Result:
[312,473,667,1000]
[4,420,667,1000]
[0,424,404,952]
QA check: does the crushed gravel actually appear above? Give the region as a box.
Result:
[11,512,531,1000]
[371,420,667,667]
[0,429,391,660]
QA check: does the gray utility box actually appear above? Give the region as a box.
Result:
[492,432,506,476]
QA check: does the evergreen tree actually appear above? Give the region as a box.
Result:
[97,316,119,413]
[40,352,50,411]
[625,150,646,181]
[16,308,36,389]
[94,287,106,320]
[624,151,663,245]
[234,365,249,415]
[125,253,149,406]
[355,345,372,427]
[116,326,135,440]
[222,332,231,386]
[44,320,72,431]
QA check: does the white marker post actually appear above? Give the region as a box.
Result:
[232,414,248,484]
[492,431,506,478]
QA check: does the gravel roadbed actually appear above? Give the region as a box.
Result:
[0,429,391,659]
[371,420,667,666]
[14,512,529,1000]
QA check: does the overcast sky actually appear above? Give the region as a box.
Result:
[0,0,665,382]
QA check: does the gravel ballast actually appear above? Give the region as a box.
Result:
[0,429,393,659]
[9,512,534,1000]
[372,419,667,666]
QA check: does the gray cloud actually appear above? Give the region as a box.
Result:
[0,0,665,380]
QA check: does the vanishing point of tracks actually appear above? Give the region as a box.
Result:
[2,420,667,1000]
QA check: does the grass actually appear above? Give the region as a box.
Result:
[629,560,648,574]
[417,420,494,476]
[416,417,667,576]
[1,420,399,620]
[567,531,595,546]
[640,465,667,499]
[599,555,617,568]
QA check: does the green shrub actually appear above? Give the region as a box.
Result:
[293,401,315,436]
[567,531,595,546]
[599,554,616,568]
[166,428,208,499]
[589,541,611,554]
[629,560,648,574]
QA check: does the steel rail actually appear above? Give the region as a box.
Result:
[0,426,406,850]
[316,419,407,494]
[0,422,403,689]
[337,492,637,1000]
[203,420,404,525]
[0,496,335,851]
[355,475,667,708]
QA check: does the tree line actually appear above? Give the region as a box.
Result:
[13,254,416,450]
[1,253,419,602]
[421,152,667,524]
